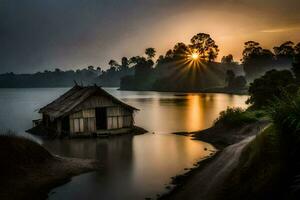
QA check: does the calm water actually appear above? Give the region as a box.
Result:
[0,88,248,200]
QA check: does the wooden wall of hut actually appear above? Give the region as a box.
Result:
[69,106,133,135]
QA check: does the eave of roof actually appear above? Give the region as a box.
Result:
[39,85,139,118]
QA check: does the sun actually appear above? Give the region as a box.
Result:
[187,50,200,62]
[191,52,199,60]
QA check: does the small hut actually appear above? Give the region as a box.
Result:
[36,85,138,137]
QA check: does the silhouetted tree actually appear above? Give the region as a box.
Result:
[190,33,219,61]
[165,49,174,59]
[88,66,95,71]
[247,69,296,108]
[242,41,275,80]
[129,56,146,65]
[292,45,300,84]
[172,42,189,58]
[295,43,300,56]
[108,60,119,69]
[120,57,129,71]
[55,68,62,73]
[145,48,156,60]
[274,41,295,66]
[242,41,262,59]
[222,54,234,64]
[156,55,165,64]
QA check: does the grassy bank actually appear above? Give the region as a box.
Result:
[0,133,100,200]
[177,108,268,149]
[160,108,269,200]
[218,125,282,200]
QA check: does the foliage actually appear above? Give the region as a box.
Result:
[120,48,156,90]
[247,69,297,108]
[190,33,219,62]
[221,54,234,64]
[274,41,295,65]
[214,107,258,128]
[292,51,300,84]
[0,66,102,88]
[152,61,230,92]
[242,41,300,81]
[242,41,275,80]
[121,57,130,70]
[172,43,189,58]
[145,48,156,59]
[108,60,119,68]
[267,90,300,139]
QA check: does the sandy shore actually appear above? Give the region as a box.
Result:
[0,156,100,200]
[159,121,269,200]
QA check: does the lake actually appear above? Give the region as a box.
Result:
[0,88,248,200]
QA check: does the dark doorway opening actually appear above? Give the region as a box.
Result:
[96,107,107,129]
[61,116,70,136]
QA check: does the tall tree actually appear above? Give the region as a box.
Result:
[294,42,300,60]
[88,65,95,71]
[145,48,156,60]
[190,33,219,61]
[274,41,295,66]
[120,57,129,70]
[242,41,262,60]
[242,41,275,80]
[172,42,189,58]
[221,54,234,64]
[108,60,119,69]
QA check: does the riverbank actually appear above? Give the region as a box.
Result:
[160,120,269,200]
[199,87,248,95]
[119,87,248,95]
[0,134,101,200]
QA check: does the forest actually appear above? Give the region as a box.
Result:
[0,33,299,92]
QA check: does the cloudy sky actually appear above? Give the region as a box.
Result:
[0,0,300,73]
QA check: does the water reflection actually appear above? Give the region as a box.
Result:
[116,90,248,133]
[46,134,214,200]
[187,95,203,131]
[0,88,248,200]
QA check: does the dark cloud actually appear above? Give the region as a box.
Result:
[0,0,300,73]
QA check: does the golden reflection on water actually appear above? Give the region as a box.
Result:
[187,95,203,132]
[125,92,248,133]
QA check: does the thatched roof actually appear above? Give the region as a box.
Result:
[39,85,138,118]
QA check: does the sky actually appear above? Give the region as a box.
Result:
[0,0,300,73]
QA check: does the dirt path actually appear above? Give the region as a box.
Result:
[161,122,269,200]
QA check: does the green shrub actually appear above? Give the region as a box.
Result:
[214,107,258,128]
[247,69,297,108]
[268,91,300,139]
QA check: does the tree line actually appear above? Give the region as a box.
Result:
[1,32,299,90]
